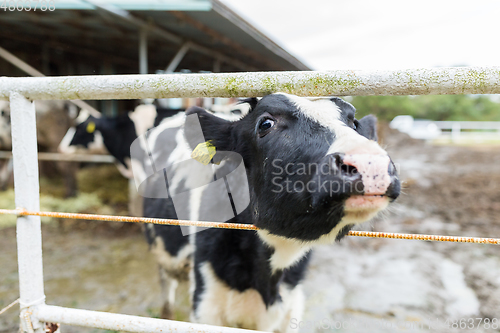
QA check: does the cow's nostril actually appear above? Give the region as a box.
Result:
[329,152,344,172]
[340,164,358,175]
[329,153,359,176]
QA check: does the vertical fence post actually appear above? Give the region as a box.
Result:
[451,123,461,143]
[10,92,45,333]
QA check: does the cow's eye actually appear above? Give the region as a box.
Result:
[258,118,275,137]
[352,119,358,130]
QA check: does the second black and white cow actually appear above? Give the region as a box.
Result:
[58,105,187,179]
[136,93,400,332]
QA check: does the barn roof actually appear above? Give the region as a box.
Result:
[0,0,311,75]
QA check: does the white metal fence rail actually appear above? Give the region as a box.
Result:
[0,151,115,163]
[1,66,500,100]
[3,66,500,333]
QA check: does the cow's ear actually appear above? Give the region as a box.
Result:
[185,106,234,152]
[356,115,378,141]
[330,97,356,115]
[238,97,258,111]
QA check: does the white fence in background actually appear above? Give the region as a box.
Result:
[435,121,500,142]
[2,67,500,333]
[390,115,500,143]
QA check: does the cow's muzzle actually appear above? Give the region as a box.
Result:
[310,152,400,209]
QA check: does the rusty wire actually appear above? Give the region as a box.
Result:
[2,208,499,245]
[0,298,19,316]
[0,208,258,231]
[348,230,500,245]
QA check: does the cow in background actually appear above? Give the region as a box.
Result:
[0,100,78,195]
[60,101,248,167]
[59,101,246,213]
[58,103,184,216]
[59,104,182,177]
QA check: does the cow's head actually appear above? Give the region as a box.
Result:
[59,109,107,155]
[58,109,137,178]
[186,93,400,244]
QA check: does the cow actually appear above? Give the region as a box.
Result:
[59,104,243,319]
[132,93,400,332]
[0,100,78,195]
[58,104,190,217]
[58,104,185,179]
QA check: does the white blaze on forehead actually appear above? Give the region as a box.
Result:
[278,93,386,156]
[278,93,343,130]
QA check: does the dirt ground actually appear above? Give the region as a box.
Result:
[1,129,500,332]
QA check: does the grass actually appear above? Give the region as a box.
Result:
[77,165,129,207]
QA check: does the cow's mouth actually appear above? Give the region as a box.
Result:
[343,194,389,222]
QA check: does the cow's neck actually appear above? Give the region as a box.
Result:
[194,227,286,309]
[257,230,312,273]
[253,236,285,306]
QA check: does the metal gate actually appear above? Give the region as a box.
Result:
[1,67,500,332]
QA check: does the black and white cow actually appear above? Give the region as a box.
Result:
[134,93,400,332]
[60,109,137,177]
[59,104,241,319]
[58,105,187,179]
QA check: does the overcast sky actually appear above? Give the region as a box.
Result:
[222,0,500,71]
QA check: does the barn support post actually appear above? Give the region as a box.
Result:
[84,0,256,71]
[139,27,154,105]
[139,28,148,75]
[41,43,50,75]
[10,92,46,333]
[213,58,221,73]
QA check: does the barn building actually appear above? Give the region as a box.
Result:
[0,0,310,114]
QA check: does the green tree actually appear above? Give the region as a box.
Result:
[351,95,500,122]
